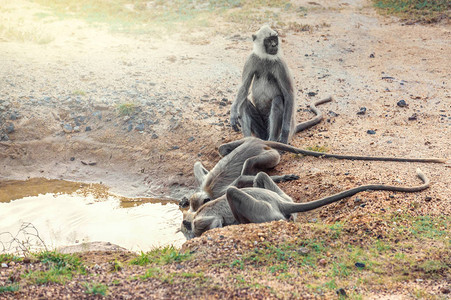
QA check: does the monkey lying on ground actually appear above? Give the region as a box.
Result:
[230,25,328,144]
[180,98,334,212]
[180,170,429,239]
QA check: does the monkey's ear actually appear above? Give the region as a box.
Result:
[252,34,257,41]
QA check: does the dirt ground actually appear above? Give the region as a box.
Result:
[0,0,450,298]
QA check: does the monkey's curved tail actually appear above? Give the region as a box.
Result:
[284,168,429,214]
[295,96,333,133]
[265,141,446,163]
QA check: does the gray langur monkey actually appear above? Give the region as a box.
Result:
[181,134,444,212]
[180,99,334,212]
[180,169,429,239]
[231,24,312,144]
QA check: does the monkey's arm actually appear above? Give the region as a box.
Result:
[295,97,333,133]
[281,168,429,215]
[230,56,256,132]
[275,61,295,143]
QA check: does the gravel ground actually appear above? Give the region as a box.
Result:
[0,0,450,298]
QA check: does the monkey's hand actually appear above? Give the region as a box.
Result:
[230,112,241,132]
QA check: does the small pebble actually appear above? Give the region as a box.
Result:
[307,92,317,97]
[367,130,376,135]
[357,107,366,115]
[1,263,8,268]
[297,247,310,255]
[6,123,14,134]
[408,113,418,121]
[355,262,365,268]
[63,124,72,133]
[397,100,407,107]
[336,288,347,297]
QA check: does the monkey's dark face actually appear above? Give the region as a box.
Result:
[264,36,278,55]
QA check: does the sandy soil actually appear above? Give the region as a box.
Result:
[0,0,450,298]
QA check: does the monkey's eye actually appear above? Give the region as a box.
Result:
[203,198,211,204]
[182,220,192,231]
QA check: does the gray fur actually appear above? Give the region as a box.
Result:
[230,25,296,144]
[180,169,430,239]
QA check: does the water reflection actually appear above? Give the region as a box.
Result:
[0,178,185,253]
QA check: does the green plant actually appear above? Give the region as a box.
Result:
[23,251,85,285]
[0,284,20,293]
[83,282,108,296]
[117,103,136,116]
[373,0,450,23]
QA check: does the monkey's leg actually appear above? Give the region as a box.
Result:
[241,149,281,175]
[226,186,285,223]
[253,172,292,201]
[230,174,298,188]
[241,99,268,139]
[268,96,284,141]
[193,161,209,186]
[218,138,247,156]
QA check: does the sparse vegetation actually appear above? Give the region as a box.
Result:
[117,103,136,116]
[130,245,192,266]
[83,281,108,296]
[0,284,20,294]
[22,251,85,285]
[373,0,450,23]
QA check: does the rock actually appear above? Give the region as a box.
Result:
[10,112,18,120]
[408,113,418,121]
[135,123,145,131]
[170,146,180,150]
[356,107,366,115]
[354,197,361,203]
[397,100,407,107]
[73,126,80,132]
[85,126,92,131]
[63,124,73,133]
[151,133,159,139]
[367,130,376,135]
[70,157,75,161]
[297,247,310,255]
[307,92,317,97]
[6,123,14,134]
[188,136,195,142]
[355,262,365,268]
[318,258,327,266]
[127,124,133,132]
[93,111,102,120]
[1,263,8,268]
[336,288,347,297]
[328,110,339,117]
[369,53,375,58]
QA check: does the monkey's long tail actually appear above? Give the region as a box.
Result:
[295,96,333,133]
[265,141,446,163]
[284,168,429,214]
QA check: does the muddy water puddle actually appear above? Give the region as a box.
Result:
[0,178,185,253]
